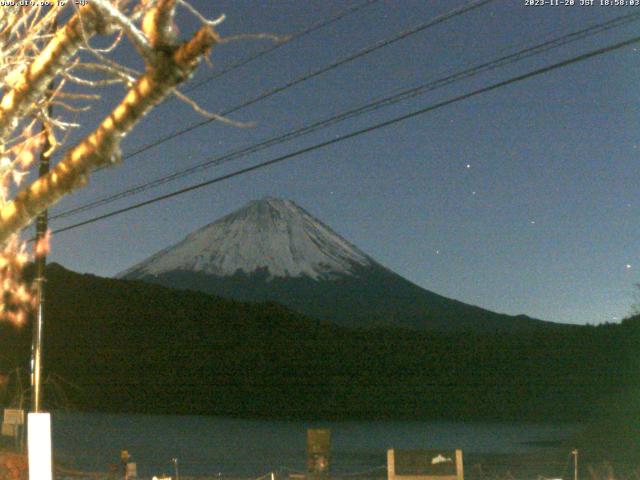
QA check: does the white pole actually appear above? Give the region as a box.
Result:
[28,412,53,480]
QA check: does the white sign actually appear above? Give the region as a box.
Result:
[28,412,53,480]
[4,408,24,425]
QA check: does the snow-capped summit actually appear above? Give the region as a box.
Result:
[119,197,373,280]
[120,197,552,332]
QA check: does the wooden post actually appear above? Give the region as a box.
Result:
[387,449,396,480]
[455,450,463,480]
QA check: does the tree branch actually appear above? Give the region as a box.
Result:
[0,25,219,244]
[0,5,103,141]
[90,0,153,62]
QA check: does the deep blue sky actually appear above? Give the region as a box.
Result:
[42,0,639,325]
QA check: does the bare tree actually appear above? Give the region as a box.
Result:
[0,0,225,324]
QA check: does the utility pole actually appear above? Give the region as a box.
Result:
[30,81,52,414]
[572,449,578,480]
[28,82,54,480]
[30,15,57,415]
[28,17,56,480]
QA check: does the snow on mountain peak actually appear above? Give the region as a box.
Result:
[119,197,374,280]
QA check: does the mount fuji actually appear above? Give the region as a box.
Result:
[119,197,552,332]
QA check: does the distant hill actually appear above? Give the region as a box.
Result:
[0,263,637,422]
[119,197,555,333]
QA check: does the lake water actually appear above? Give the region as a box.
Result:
[50,412,579,478]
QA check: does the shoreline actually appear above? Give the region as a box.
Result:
[4,447,637,480]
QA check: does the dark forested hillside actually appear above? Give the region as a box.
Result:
[1,263,638,423]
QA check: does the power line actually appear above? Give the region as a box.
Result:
[182,0,382,95]
[49,33,640,237]
[51,9,640,221]
[97,0,496,168]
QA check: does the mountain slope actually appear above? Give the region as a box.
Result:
[119,197,553,332]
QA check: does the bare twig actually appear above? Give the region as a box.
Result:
[0,22,219,244]
[91,0,153,60]
[173,89,254,128]
[0,5,102,141]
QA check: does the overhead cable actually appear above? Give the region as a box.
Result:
[49,33,640,236]
[51,9,640,221]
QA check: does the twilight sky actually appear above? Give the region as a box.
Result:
[40,0,639,325]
